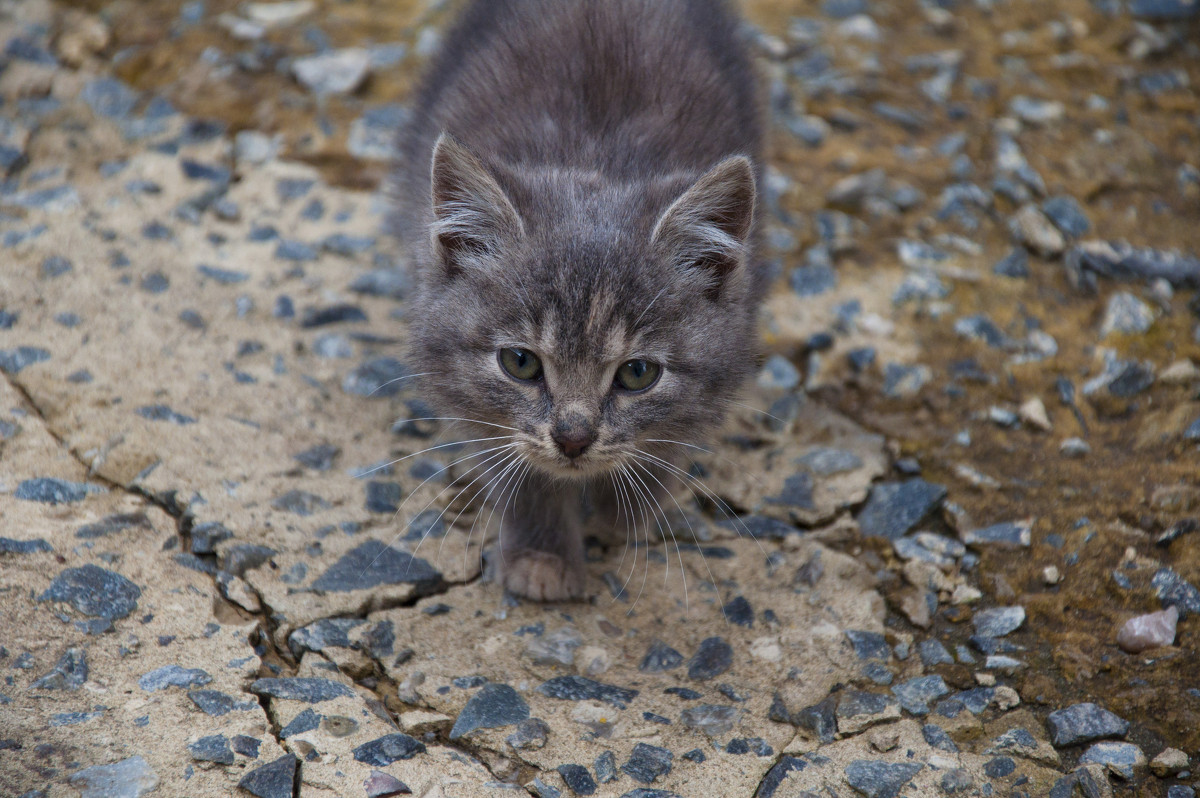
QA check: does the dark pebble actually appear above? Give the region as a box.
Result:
[1154,568,1200,618]
[757,757,810,798]
[1129,0,1199,19]
[681,748,706,763]
[352,733,426,766]
[181,159,231,184]
[270,490,330,516]
[847,347,877,372]
[139,665,212,692]
[922,723,958,752]
[795,695,839,742]
[594,750,617,783]
[365,481,403,513]
[301,303,368,328]
[993,248,1030,278]
[221,544,276,577]
[275,240,317,262]
[135,404,196,425]
[40,255,72,278]
[310,541,439,591]
[294,444,341,472]
[449,683,529,739]
[288,618,365,657]
[766,473,815,510]
[856,479,947,540]
[81,77,138,119]
[188,734,234,765]
[892,675,950,715]
[726,737,773,756]
[0,536,52,554]
[537,675,638,709]
[76,512,151,541]
[621,742,673,784]
[31,648,88,690]
[0,310,16,329]
[1066,240,1200,290]
[688,636,733,680]
[505,717,550,750]
[844,760,924,798]
[664,687,702,700]
[0,347,51,374]
[349,268,411,299]
[190,521,232,554]
[196,264,248,284]
[322,233,376,256]
[941,769,974,794]
[790,264,837,297]
[280,708,322,738]
[558,764,597,795]
[237,754,298,798]
[39,564,140,619]
[846,630,891,661]
[249,677,355,703]
[983,756,1016,778]
[639,640,684,672]
[918,640,954,667]
[188,689,255,716]
[1046,702,1129,746]
[962,521,1031,548]
[232,735,261,759]
[1042,196,1090,238]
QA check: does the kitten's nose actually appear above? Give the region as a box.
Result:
[552,421,596,460]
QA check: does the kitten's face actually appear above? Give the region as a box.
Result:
[411,136,759,481]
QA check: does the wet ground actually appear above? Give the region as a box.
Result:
[1,0,1198,796]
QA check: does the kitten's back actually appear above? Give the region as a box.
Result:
[394,0,762,244]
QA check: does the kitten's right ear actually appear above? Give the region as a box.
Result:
[429,134,524,276]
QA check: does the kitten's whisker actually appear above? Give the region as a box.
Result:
[405,447,520,563]
[401,417,522,433]
[619,460,669,613]
[716,397,789,425]
[613,463,647,605]
[358,435,515,478]
[368,372,443,397]
[453,451,524,573]
[646,436,773,494]
[484,460,530,583]
[627,458,694,619]
[606,470,635,595]
[632,449,769,562]
[384,442,520,530]
[382,445,519,573]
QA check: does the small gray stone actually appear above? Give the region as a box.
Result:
[280,708,321,738]
[962,520,1031,548]
[506,717,550,750]
[31,648,88,690]
[0,536,52,554]
[135,404,196,425]
[188,689,256,716]
[857,479,947,540]
[595,750,618,783]
[343,357,411,397]
[973,606,1026,637]
[621,742,673,784]
[922,723,958,752]
[188,734,234,765]
[1009,96,1065,125]
[639,640,684,672]
[844,760,923,798]
[917,640,954,667]
[16,477,97,504]
[0,347,51,374]
[1046,703,1129,746]
[69,755,159,798]
[537,675,638,709]
[1042,196,1090,238]
[81,78,139,119]
[687,636,733,680]
[758,354,802,390]
[237,754,297,798]
[1100,291,1155,337]
[39,564,140,619]
[891,674,950,715]
[310,541,439,591]
[846,630,891,661]
[292,48,371,94]
[139,665,212,692]
[449,683,530,739]
[352,733,426,765]
[1078,741,1146,779]
[364,770,412,797]
[558,764,597,795]
[249,677,355,703]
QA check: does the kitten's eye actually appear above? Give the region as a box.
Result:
[498,348,543,381]
[614,359,661,392]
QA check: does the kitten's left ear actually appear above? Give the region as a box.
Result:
[651,156,756,299]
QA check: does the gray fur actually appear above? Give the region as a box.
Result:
[392,0,765,600]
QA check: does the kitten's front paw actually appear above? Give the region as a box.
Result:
[502,551,584,601]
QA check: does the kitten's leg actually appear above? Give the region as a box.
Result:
[497,479,586,601]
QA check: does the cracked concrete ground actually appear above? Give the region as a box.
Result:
[1,1,1197,797]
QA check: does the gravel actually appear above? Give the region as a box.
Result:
[1046,703,1130,746]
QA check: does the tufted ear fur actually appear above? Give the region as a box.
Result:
[429,133,524,276]
[651,156,756,299]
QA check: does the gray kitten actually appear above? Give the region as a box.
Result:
[392,0,765,600]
